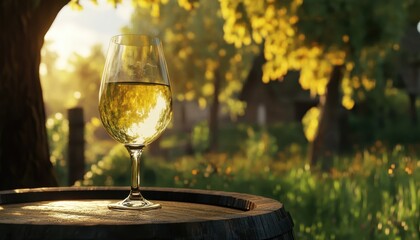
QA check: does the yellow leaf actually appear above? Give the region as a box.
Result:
[151,3,160,17]
[342,95,355,110]
[225,72,233,81]
[286,28,295,37]
[69,1,83,10]
[202,83,214,96]
[198,97,207,109]
[176,94,185,101]
[302,107,320,142]
[218,49,226,57]
[345,62,354,71]
[185,91,195,101]
[362,76,376,90]
[205,70,214,80]
[342,35,350,43]
[289,15,299,24]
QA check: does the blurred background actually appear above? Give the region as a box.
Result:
[7,0,420,239]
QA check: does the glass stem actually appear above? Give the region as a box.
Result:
[125,144,145,201]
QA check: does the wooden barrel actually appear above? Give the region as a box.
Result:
[0,187,294,240]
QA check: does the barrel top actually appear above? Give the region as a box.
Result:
[1,199,245,225]
[0,187,294,240]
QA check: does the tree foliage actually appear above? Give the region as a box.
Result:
[92,0,418,122]
[216,0,417,165]
[122,0,255,118]
[15,0,415,192]
[115,0,258,151]
[219,0,415,108]
[75,0,418,163]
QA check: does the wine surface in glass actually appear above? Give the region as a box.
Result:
[99,81,172,146]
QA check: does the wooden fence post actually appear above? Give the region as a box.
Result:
[68,107,85,186]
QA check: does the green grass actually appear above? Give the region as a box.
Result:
[48,117,419,239]
[76,140,419,240]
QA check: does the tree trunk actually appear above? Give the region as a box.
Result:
[0,0,69,190]
[310,64,344,170]
[240,50,265,101]
[208,70,221,152]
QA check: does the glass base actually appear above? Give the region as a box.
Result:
[108,196,161,211]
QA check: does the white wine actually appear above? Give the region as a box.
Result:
[100,35,170,210]
[99,81,172,146]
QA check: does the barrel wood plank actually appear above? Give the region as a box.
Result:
[0,187,294,240]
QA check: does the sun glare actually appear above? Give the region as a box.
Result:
[73,91,82,99]
[44,0,133,69]
[39,63,48,76]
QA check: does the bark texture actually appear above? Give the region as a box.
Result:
[0,0,69,190]
[310,65,344,170]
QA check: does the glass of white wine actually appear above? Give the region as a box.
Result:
[99,34,172,210]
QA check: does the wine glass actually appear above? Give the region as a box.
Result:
[99,34,172,210]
